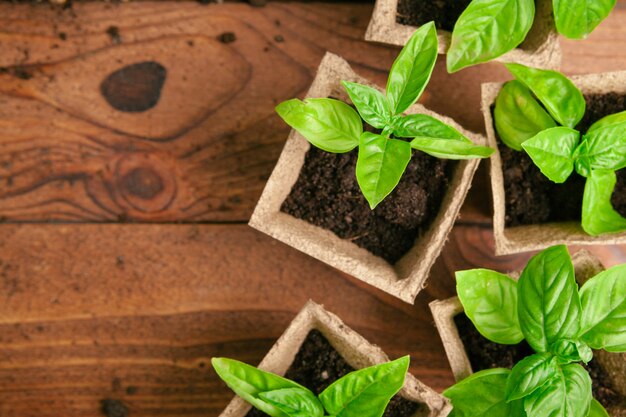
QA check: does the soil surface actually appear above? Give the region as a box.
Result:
[245,329,426,417]
[499,93,626,226]
[396,0,472,31]
[454,313,624,409]
[281,143,452,264]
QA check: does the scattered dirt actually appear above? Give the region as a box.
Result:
[454,313,624,409]
[396,0,472,31]
[106,26,121,44]
[281,114,453,264]
[498,92,626,226]
[245,330,426,417]
[100,399,128,417]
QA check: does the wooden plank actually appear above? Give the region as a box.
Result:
[1,2,624,223]
[0,223,624,416]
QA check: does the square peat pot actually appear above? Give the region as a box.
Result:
[219,301,452,417]
[250,52,486,303]
[365,0,560,69]
[429,251,626,416]
[483,71,626,255]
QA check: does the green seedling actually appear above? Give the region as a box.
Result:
[276,22,493,210]
[444,245,625,417]
[447,0,616,73]
[212,355,410,417]
[494,62,626,236]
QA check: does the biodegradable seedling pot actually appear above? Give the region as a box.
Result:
[365,0,561,70]
[429,251,626,415]
[250,52,486,303]
[219,301,451,417]
[483,71,626,255]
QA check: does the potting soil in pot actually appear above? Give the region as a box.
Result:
[281,144,453,265]
[396,0,472,31]
[245,329,427,417]
[498,92,626,227]
[454,313,625,409]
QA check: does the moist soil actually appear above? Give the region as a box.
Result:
[396,0,472,31]
[454,313,624,409]
[281,140,452,265]
[500,92,626,226]
[245,330,427,417]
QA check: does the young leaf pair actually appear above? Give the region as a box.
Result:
[447,0,616,72]
[494,63,626,236]
[276,22,493,210]
[212,355,410,417]
[444,245,625,417]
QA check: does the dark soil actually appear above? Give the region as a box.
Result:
[454,313,624,409]
[245,330,426,417]
[281,143,452,264]
[396,0,472,31]
[499,92,626,226]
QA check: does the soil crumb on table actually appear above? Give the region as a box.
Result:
[245,330,426,417]
[396,0,472,31]
[454,313,624,409]
[101,399,129,417]
[498,92,626,226]
[281,146,452,264]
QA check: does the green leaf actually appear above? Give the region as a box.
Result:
[581,169,626,236]
[506,63,586,128]
[577,120,626,171]
[579,264,626,352]
[212,358,305,417]
[410,137,494,159]
[446,0,535,73]
[392,114,469,142]
[494,80,558,151]
[588,399,610,417]
[443,369,525,417]
[588,110,626,132]
[456,269,524,345]
[518,245,582,353]
[551,339,593,364]
[523,363,592,417]
[342,81,390,129]
[275,98,362,153]
[386,22,438,115]
[259,388,324,417]
[356,132,412,209]
[553,0,616,39]
[506,353,559,401]
[319,356,409,417]
[521,127,580,183]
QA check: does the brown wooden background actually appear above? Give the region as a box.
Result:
[0,2,625,416]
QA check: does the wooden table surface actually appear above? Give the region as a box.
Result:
[0,2,625,416]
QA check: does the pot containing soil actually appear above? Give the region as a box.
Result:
[250,52,486,303]
[365,0,560,70]
[483,71,626,255]
[429,250,626,416]
[218,300,451,417]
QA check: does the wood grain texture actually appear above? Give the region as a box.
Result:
[0,2,622,223]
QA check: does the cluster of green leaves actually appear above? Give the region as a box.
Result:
[444,245,626,417]
[211,355,410,417]
[276,22,493,209]
[447,0,616,73]
[494,63,626,235]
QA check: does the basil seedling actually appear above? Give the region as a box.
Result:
[212,355,410,417]
[444,245,625,417]
[276,22,493,210]
[493,63,626,236]
[446,0,615,72]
